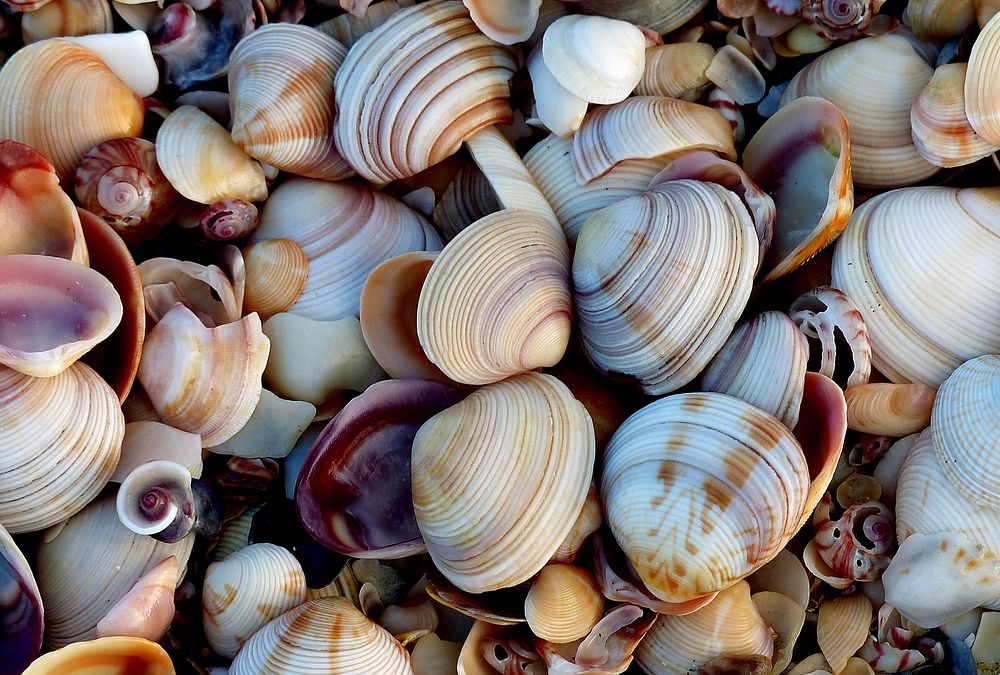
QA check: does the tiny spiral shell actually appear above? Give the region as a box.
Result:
[802,0,887,40]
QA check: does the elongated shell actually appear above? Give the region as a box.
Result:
[0,39,143,183]
[966,12,1000,146]
[844,383,936,436]
[573,180,757,395]
[912,63,999,168]
[831,187,1000,386]
[137,304,270,447]
[22,637,175,675]
[417,209,572,385]
[412,373,595,593]
[334,1,516,185]
[230,597,412,674]
[524,565,604,644]
[229,24,352,180]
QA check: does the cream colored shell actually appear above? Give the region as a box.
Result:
[912,63,999,168]
[817,595,873,673]
[966,11,1000,146]
[844,383,936,437]
[636,43,714,100]
[524,565,604,643]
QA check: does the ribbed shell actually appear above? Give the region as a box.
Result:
[0,362,123,534]
[966,12,1000,146]
[412,373,595,593]
[524,565,604,643]
[241,239,309,320]
[229,24,352,180]
[905,0,976,41]
[36,493,194,648]
[573,180,757,396]
[230,597,412,674]
[844,383,935,437]
[831,187,1000,386]
[203,543,307,658]
[0,39,143,182]
[912,63,999,168]
[636,43,714,100]
[601,393,811,604]
[20,0,113,44]
[634,582,774,675]
[417,209,572,385]
[315,1,402,48]
[334,0,517,184]
[432,163,500,240]
[577,0,709,34]
[816,595,873,673]
[250,178,441,321]
[22,637,175,675]
[701,312,808,429]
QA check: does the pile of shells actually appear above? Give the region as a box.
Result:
[1,0,1000,674]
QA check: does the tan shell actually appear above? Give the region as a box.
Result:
[417,209,571,386]
[0,361,123,534]
[138,256,243,328]
[912,63,999,168]
[0,39,143,183]
[524,565,604,644]
[20,0,113,44]
[22,637,175,675]
[137,304,270,447]
[230,597,412,674]
[747,549,811,610]
[411,633,461,675]
[636,43,714,100]
[228,24,352,180]
[334,1,516,185]
[844,383,936,436]
[463,0,542,44]
[576,0,710,34]
[966,11,1000,146]
[412,373,595,593]
[432,162,501,240]
[112,421,202,483]
[550,483,602,564]
[241,239,309,320]
[817,594,873,673]
[753,591,806,673]
[905,0,976,41]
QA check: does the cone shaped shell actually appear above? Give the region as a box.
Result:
[573,180,758,395]
[137,304,270,447]
[0,39,143,183]
[334,1,516,184]
[463,0,542,44]
[228,24,352,180]
[250,178,441,321]
[524,565,604,643]
[412,373,595,593]
[241,239,309,320]
[601,393,812,603]
[22,637,175,675]
[417,209,572,385]
[913,63,999,168]
[230,597,412,674]
[832,187,1000,386]
[966,11,1000,146]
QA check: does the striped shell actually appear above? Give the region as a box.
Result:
[240,239,309,320]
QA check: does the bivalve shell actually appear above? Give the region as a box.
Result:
[240,239,309,321]
[576,0,710,34]
[524,565,604,644]
[0,521,43,673]
[22,637,175,675]
[20,0,113,44]
[965,12,1000,146]
[636,43,714,101]
[845,383,936,436]
[817,594,873,674]
[463,0,542,44]
[912,63,999,168]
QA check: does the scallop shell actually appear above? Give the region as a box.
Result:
[417,208,571,386]
[333,0,517,185]
[22,637,175,675]
[412,372,595,593]
[831,187,1000,387]
[817,594,873,674]
[0,39,143,182]
[636,43,714,101]
[573,180,757,395]
[20,0,113,44]
[137,304,270,447]
[228,24,352,180]
[524,565,604,644]
[463,0,542,44]
[912,63,999,168]
[965,12,1000,146]
[240,239,309,320]
[249,177,442,321]
[844,383,936,436]
[230,597,412,674]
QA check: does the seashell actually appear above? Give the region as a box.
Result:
[0,39,143,183]
[802,0,887,40]
[789,286,871,389]
[208,389,315,458]
[551,483,602,564]
[432,162,501,240]
[573,180,756,395]
[22,637,175,675]
[571,97,737,184]
[973,613,1000,663]
[199,199,259,242]
[417,208,571,386]
[981,0,1000,27]
[3,0,53,10]
[111,2,160,33]
[844,383,936,436]
[836,473,883,508]
[315,0,402,48]
[250,177,441,321]
[113,422,202,484]
[634,581,774,675]
[203,543,307,658]
[20,0,112,43]
[966,12,1000,147]
[744,97,853,282]
[706,45,766,105]
[424,570,527,625]
[75,138,179,245]
[912,63,999,169]
[636,43,714,101]
[0,521,43,674]
[262,313,385,407]
[411,633,461,675]
[707,86,746,144]
[746,549,810,610]
[535,604,656,674]
[94,555,177,642]
[155,105,267,205]
[139,256,242,328]
[116,460,221,542]
[576,0,710,34]
[230,597,412,674]
[228,24,352,180]
[0,361,123,534]
[905,0,976,41]
[813,496,894,581]
[138,304,270,447]
[457,620,540,674]
[779,33,935,189]
[58,30,159,99]
[37,492,194,648]
[0,255,122,378]
[527,44,588,137]
[379,597,439,636]
[333,1,517,185]
[524,565,604,644]
[212,505,258,563]
[872,433,917,504]
[463,0,542,44]
[412,372,595,593]
[241,239,308,321]
[700,311,808,429]
[817,594,874,673]
[752,591,805,673]
[831,187,1000,387]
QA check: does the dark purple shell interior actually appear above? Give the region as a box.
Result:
[0,536,42,675]
[295,378,464,558]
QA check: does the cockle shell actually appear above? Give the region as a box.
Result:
[432,162,500,240]
[0,39,143,183]
[22,637,175,675]
[817,594,874,673]
[137,304,270,447]
[241,239,309,321]
[573,180,757,395]
[832,187,1000,387]
[228,24,352,180]
[463,0,542,44]
[0,521,43,674]
[965,12,1000,146]
[912,63,999,168]
[636,43,714,101]
[230,597,412,674]
[334,0,517,185]
[20,0,113,44]
[845,383,936,436]
[412,373,595,593]
[524,565,604,644]
[417,208,571,386]
[789,286,872,389]
[250,178,441,321]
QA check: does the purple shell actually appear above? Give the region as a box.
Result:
[295,379,464,559]
[0,526,42,675]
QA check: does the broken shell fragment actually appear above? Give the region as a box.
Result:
[845,383,936,436]
[207,390,315,459]
[789,285,872,389]
[576,0,709,34]
[706,44,766,105]
[93,554,177,642]
[139,256,242,328]
[22,637,175,675]
[59,30,159,98]
[813,498,894,581]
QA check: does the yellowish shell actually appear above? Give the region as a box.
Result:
[463,0,542,44]
[905,0,976,41]
[844,383,935,436]
[23,637,175,675]
[524,565,604,643]
[21,0,113,43]
[816,594,873,674]
[966,11,1000,146]
[241,239,309,320]
[636,43,714,100]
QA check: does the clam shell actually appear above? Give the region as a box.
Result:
[21,0,113,44]
[0,39,143,182]
[636,43,714,101]
[417,208,571,385]
[412,372,595,593]
[576,0,709,34]
[60,30,159,99]
[228,24,352,180]
[139,256,242,328]
[316,1,404,48]
[240,239,309,321]
[817,594,873,674]
[0,521,43,673]
[746,549,810,610]
[432,162,500,241]
[912,63,999,168]
[753,591,805,673]
[966,12,1000,146]
[706,45,766,105]
[905,0,976,41]
[528,43,589,137]
[463,0,541,44]
[22,637,175,675]
[230,597,412,674]
[844,383,936,436]
[524,565,604,644]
